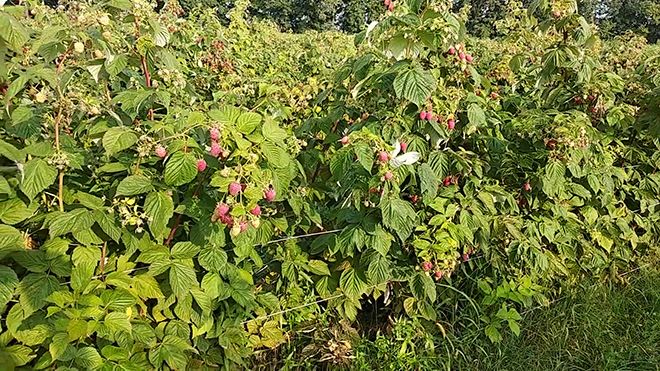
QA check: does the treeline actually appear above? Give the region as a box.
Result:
[455,0,660,42]
[17,0,660,41]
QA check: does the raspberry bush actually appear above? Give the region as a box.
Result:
[0,0,659,368]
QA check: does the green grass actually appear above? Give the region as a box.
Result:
[351,266,660,371]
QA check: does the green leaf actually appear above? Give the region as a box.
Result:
[48,209,95,238]
[144,192,174,242]
[3,344,35,366]
[104,312,132,334]
[0,139,23,162]
[339,268,367,300]
[262,118,287,142]
[485,324,502,343]
[102,127,138,156]
[542,161,565,197]
[428,151,449,179]
[17,273,60,313]
[20,159,57,200]
[67,319,88,341]
[0,176,10,194]
[75,347,103,369]
[508,320,521,336]
[419,163,438,200]
[307,260,330,276]
[105,54,128,76]
[0,199,36,225]
[367,255,390,285]
[237,112,262,134]
[466,104,486,134]
[164,152,198,186]
[371,225,392,256]
[133,274,164,299]
[409,273,436,302]
[353,143,374,172]
[198,245,228,272]
[0,265,18,311]
[169,261,197,298]
[171,242,199,259]
[49,333,69,361]
[0,224,23,257]
[380,197,417,241]
[261,142,290,169]
[116,175,154,196]
[393,65,436,107]
[0,13,29,51]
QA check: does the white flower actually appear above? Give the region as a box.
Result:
[389,141,420,168]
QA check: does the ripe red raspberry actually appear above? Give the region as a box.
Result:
[447,119,455,130]
[459,52,466,61]
[523,181,532,192]
[250,205,261,216]
[378,151,389,163]
[196,159,207,172]
[215,203,230,217]
[210,127,220,141]
[340,136,349,145]
[155,145,167,159]
[264,188,276,202]
[421,261,433,272]
[239,221,248,233]
[419,111,428,120]
[209,142,222,158]
[443,176,452,186]
[466,54,473,63]
[462,253,470,262]
[228,182,241,196]
[448,46,456,55]
[383,171,393,181]
[434,270,443,279]
[220,214,233,226]
[400,141,408,152]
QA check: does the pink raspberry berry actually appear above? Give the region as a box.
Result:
[384,171,393,181]
[220,214,233,226]
[196,159,207,172]
[378,151,389,163]
[466,54,473,63]
[421,261,433,272]
[264,188,276,202]
[400,141,408,152]
[523,182,532,192]
[459,52,466,61]
[340,136,349,145]
[462,253,470,262]
[250,205,261,216]
[443,176,452,186]
[209,142,222,158]
[215,203,230,217]
[239,220,248,233]
[448,46,456,55]
[228,182,241,196]
[447,119,455,130]
[434,270,443,279]
[419,111,428,120]
[210,127,220,141]
[155,145,167,159]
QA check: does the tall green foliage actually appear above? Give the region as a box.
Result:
[0,0,658,369]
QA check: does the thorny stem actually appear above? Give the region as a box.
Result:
[134,17,154,121]
[54,50,69,212]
